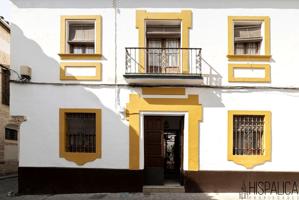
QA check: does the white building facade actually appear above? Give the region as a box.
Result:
[10,0,299,194]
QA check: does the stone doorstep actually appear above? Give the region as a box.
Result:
[143,185,185,193]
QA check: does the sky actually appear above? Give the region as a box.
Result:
[0,0,11,22]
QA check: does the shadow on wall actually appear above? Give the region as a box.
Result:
[11,0,299,9]
[201,58,222,87]
[11,23,144,194]
[11,24,59,82]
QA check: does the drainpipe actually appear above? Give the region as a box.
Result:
[113,0,122,116]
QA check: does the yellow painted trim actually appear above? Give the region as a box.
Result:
[136,10,192,73]
[59,108,101,165]
[60,62,102,81]
[228,16,271,61]
[227,55,271,62]
[228,63,271,83]
[126,94,202,171]
[228,110,271,169]
[60,15,102,59]
[142,87,186,95]
[58,54,102,60]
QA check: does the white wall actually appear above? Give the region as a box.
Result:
[9,1,299,86]
[10,0,299,171]
[10,84,299,171]
[11,6,116,84]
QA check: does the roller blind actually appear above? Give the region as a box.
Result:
[234,24,262,42]
[69,24,95,42]
[146,25,181,38]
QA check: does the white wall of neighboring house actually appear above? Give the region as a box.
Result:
[10,0,299,172]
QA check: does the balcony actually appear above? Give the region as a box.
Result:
[124,47,203,86]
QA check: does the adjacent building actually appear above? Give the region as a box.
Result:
[10,0,299,194]
[0,16,19,175]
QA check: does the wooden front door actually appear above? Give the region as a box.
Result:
[144,116,164,185]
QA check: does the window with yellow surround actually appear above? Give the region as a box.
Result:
[228,111,271,168]
[227,16,271,61]
[136,10,192,73]
[59,108,101,165]
[59,16,102,60]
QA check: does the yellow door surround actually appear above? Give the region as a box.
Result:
[136,10,192,74]
[126,94,202,171]
[142,87,186,95]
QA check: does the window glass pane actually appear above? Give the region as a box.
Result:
[65,113,96,153]
[147,40,162,73]
[165,40,179,67]
[71,45,84,54]
[86,46,95,54]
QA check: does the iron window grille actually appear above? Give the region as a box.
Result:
[233,115,264,155]
[65,113,96,153]
[5,128,18,141]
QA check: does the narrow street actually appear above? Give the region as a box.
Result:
[0,177,242,200]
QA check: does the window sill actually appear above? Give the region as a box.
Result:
[227,54,271,61]
[228,154,271,169]
[60,152,100,165]
[58,53,102,60]
[4,140,18,145]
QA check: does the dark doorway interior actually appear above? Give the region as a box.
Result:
[144,116,184,185]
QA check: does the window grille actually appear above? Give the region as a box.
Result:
[233,115,264,155]
[5,128,17,141]
[65,113,96,153]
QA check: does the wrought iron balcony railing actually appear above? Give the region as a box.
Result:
[125,47,202,76]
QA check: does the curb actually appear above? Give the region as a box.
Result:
[0,174,17,180]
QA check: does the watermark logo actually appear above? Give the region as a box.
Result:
[239,180,299,200]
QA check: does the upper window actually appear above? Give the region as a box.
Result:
[146,21,181,73]
[228,16,271,61]
[228,111,271,169]
[136,10,192,73]
[2,68,10,106]
[68,22,95,54]
[59,108,101,165]
[234,22,262,55]
[59,16,102,60]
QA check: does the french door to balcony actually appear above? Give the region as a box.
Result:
[147,39,180,74]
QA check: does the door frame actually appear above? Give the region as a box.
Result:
[140,112,188,171]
